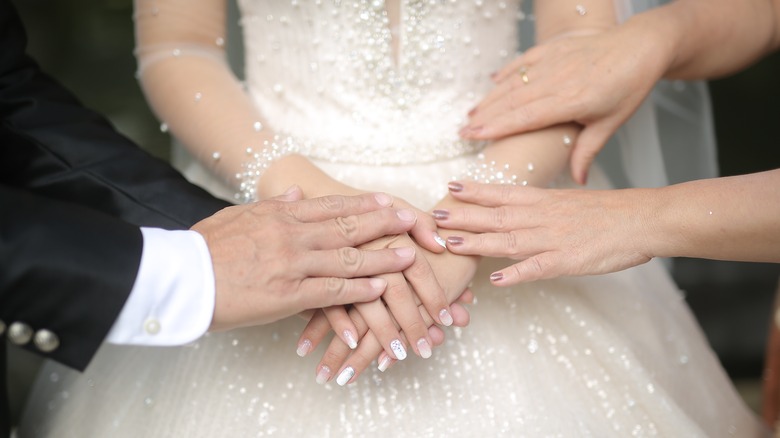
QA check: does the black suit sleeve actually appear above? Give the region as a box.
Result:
[0,0,231,229]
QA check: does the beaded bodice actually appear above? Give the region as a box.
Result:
[238,0,520,164]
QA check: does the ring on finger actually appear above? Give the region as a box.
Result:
[518,66,530,84]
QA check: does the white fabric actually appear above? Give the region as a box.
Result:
[106,228,214,346]
[19,1,764,437]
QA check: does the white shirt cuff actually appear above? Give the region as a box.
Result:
[106,227,215,346]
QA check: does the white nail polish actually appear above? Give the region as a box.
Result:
[417,338,432,359]
[296,339,312,357]
[433,233,447,248]
[343,330,358,349]
[377,356,392,372]
[336,367,355,386]
[439,309,454,327]
[390,339,407,360]
[316,366,331,385]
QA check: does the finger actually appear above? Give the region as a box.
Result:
[447,180,541,208]
[399,247,453,328]
[489,252,565,285]
[428,325,445,346]
[408,213,447,254]
[454,288,475,305]
[467,97,575,140]
[355,287,408,360]
[298,207,417,250]
[297,310,331,357]
[324,306,359,350]
[297,246,415,278]
[569,120,616,185]
[449,302,471,327]
[435,204,530,233]
[380,271,433,359]
[287,192,395,222]
[295,276,387,311]
[315,307,369,384]
[335,330,386,384]
[270,185,304,202]
[445,231,532,259]
[492,54,530,83]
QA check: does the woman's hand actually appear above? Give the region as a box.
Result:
[460,26,667,184]
[304,242,479,385]
[434,181,654,285]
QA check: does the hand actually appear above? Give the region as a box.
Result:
[298,232,456,362]
[460,26,666,184]
[193,187,422,331]
[435,181,653,285]
[305,243,479,385]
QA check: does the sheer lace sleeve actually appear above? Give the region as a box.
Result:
[134,0,287,202]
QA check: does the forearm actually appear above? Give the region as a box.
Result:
[646,169,780,262]
[625,0,780,80]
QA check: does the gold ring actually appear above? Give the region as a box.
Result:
[518,66,529,84]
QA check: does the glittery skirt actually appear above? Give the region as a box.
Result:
[19,158,767,437]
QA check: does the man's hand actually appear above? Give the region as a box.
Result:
[193,188,420,331]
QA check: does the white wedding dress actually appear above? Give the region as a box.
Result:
[19,1,766,436]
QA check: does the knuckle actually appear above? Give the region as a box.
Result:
[336,247,364,276]
[324,277,349,300]
[491,206,512,231]
[317,195,345,212]
[333,215,360,242]
[503,231,520,256]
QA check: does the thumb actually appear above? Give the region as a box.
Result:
[569,123,612,185]
[274,184,304,202]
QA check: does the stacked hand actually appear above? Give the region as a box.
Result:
[460,26,666,184]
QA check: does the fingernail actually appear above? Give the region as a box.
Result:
[343,330,358,349]
[316,365,331,384]
[390,339,407,360]
[296,339,312,357]
[283,185,300,196]
[396,208,416,222]
[448,182,463,192]
[374,192,393,206]
[490,272,504,282]
[417,338,432,359]
[369,278,387,292]
[467,106,477,117]
[461,126,483,138]
[394,247,415,258]
[490,71,498,80]
[377,355,393,372]
[336,366,355,386]
[439,309,454,327]
[433,233,446,248]
[446,236,464,246]
[432,209,449,220]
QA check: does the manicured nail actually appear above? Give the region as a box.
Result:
[439,309,454,327]
[467,106,477,117]
[394,247,415,258]
[396,209,416,222]
[446,236,464,246]
[433,233,446,248]
[374,192,393,206]
[432,209,449,220]
[369,278,387,293]
[316,365,331,384]
[490,71,498,80]
[296,339,312,357]
[490,272,504,282]
[417,338,432,359]
[461,126,483,138]
[447,182,463,192]
[343,330,358,349]
[390,339,407,360]
[336,366,355,386]
[377,355,393,372]
[282,185,300,197]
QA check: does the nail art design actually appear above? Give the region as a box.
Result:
[390,339,407,360]
[343,330,358,349]
[417,338,432,359]
[433,233,447,248]
[439,309,454,327]
[296,339,312,357]
[336,367,355,386]
[316,366,331,385]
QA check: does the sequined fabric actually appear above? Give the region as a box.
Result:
[19,1,766,436]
